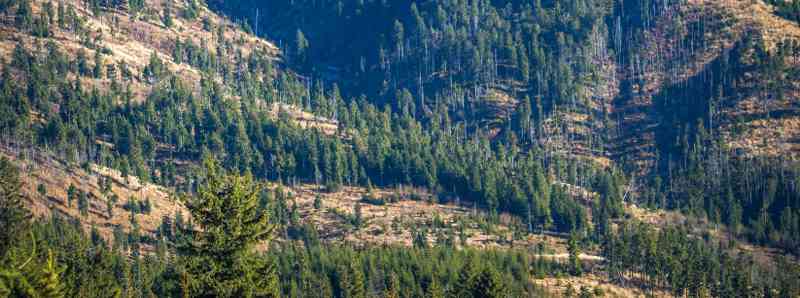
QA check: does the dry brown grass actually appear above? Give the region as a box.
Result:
[277,184,568,250]
[698,0,800,50]
[1,148,185,245]
[724,117,800,158]
[1,0,280,103]
[686,1,800,160]
[2,143,573,254]
[534,273,671,298]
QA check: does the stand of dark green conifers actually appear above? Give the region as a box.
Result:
[0,0,799,296]
[2,157,799,297]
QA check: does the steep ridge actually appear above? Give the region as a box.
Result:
[0,0,278,101]
[612,0,800,175]
[713,0,800,158]
[0,0,339,132]
[0,0,341,248]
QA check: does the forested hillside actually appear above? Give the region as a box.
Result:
[1,0,800,297]
[210,0,800,253]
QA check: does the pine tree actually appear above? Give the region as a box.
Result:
[15,0,33,30]
[568,232,583,276]
[36,183,46,199]
[425,276,444,298]
[352,202,363,229]
[450,258,477,297]
[346,261,366,298]
[0,157,27,255]
[313,194,322,210]
[66,184,76,208]
[384,272,400,298]
[93,50,103,78]
[163,2,173,28]
[393,20,405,59]
[77,190,89,217]
[471,268,508,298]
[76,49,90,76]
[105,195,115,219]
[413,227,428,249]
[36,250,65,298]
[294,29,309,67]
[56,1,65,29]
[178,157,279,297]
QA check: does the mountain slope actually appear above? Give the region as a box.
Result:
[612,0,800,175]
[1,0,800,297]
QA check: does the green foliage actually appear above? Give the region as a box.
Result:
[93,50,103,79]
[313,194,322,209]
[471,267,509,298]
[412,227,427,249]
[36,183,46,198]
[602,222,800,297]
[0,157,27,255]
[14,0,32,30]
[128,0,144,13]
[76,190,88,217]
[1,236,65,298]
[162,3,173,28]
[294,29,308,67]
[183,0,199,20]
[568,233,582,276]
[351,202,363,229]
[178,157,278,297]
[768,0,800,23]
[65,184,76,208]
[1,2,800,296]
[36,250,65,298]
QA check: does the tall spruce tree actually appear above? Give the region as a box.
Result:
[178,157,279,297]
[0,157,26,256]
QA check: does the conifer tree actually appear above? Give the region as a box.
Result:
[36,184,46,199]
[568,233,582,276]
[66,184,76,208]
[450,258,477,297]
[471,268,508,298]
[384,272,400,298]
[0,157,26,255]
[345,261,366,298]
[178,157,279,297]
[77,190,88,217]
[15,0,33,30]
[294,30,308,67]
[37,250,65,298]
[93,50,103,78]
